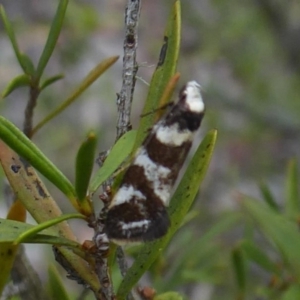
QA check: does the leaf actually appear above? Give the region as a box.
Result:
[154,292,183,300]
[35,0,68,80]
[241,196,300,279]
[0,5,29,74]
[32,56,119,136]
[19,53,35,76]
[0,201,26,295]
[47,264,71,300]
[282,285,300,300]
[0,143,101,295]
[240,240,280,275]
[154,73,180,121]
[75,131,96,213]
[285,159,299,220]
[231,246,247,295]
[0,218,81,248]
[259,181,279,212]
[40,74,64,91]
[89,130,137,194]
[13,214,85,245]
[1,74,31,98]
[0,118,78,210]
[117,130,217,299]
[133,0,181,150]
[157,213,239,291]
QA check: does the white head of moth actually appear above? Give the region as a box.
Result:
[104,81,205,244]
[184,81,204,113]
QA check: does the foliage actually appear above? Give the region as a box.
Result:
[0,1,299,300]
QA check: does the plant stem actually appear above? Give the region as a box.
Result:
[116,0,141,140]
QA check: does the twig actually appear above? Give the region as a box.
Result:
[93,196,113,300]
[116,0,141,140]
[114,1,142,298]
[94,1,141,299]
[23,86,40,137]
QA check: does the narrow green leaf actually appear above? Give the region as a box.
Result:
[242,196,300,279]
[89,130,137,194]
[0,6,28,74]
[1,74,31,98]
[285,159,299,220]
[0,218,80,248]
[157,213,239,291]
[117,130,217,299]
[14,213,85,245]
[154,292,183,300]
[40,74,64,91]
[259,181,279,211]
[196,212,241,246]
[0,200,26,295]
[231,247,247,294]
[35,0,68,80]
[19,53,35,76]
[0,144,101,295]
[32,56,119,135]
[75,131,97,203]
[133,0,181,150]
[282,285,300,300]
[48,265,71,300]
[0,242,18,294]
[240,240,280,275]
[0,117,77,205]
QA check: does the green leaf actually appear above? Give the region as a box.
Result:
[0,144,101,295]
[0,117,77,207]
[231,246,247,295]
[19,53,35,76]
[13,214,85,245]
[40,74,64,91]
[89,130,137,194]
[259,181,279,212]
[117,130,217,299]
[242,196,300,279]
[0,6,29,74]
[75,131,97,204]
[47,265,71,300]
[154,292,183,300]
[0,200,26,295]
[285,159,299,220]
[0,218,81,248]
[157,213,239,291]
[240,240,280,275]
[35,0,68,80]
[133,0,181,150]
[32,56,119,135]
[282,285,300,300]
[1,74,31,98]
[0,242,18,294]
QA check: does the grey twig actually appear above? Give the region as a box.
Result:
[94,1,142,299]
[93,203,113,300]
[116,0,141,140]
[114,1,142,299]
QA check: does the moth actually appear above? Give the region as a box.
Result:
[105,81,205,244]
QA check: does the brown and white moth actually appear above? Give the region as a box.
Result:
[104,81,205,244]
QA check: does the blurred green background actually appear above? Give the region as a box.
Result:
[0,1,299,299]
